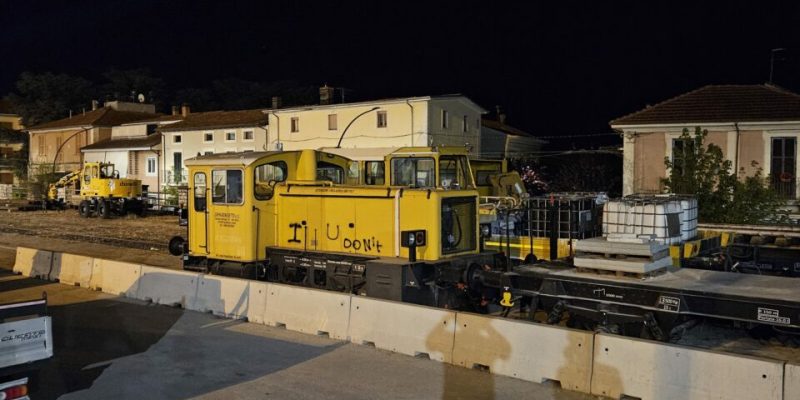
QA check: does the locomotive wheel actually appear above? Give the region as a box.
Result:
[98,200,111,219]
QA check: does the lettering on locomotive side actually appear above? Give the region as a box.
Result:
[314,188,355,194]
[343,236,383,253]
[214,212,240,228]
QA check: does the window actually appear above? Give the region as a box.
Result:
[365,161,385,185]
[391,158,435,187]
[146,157,157,176]
[377,111,387,128]
[243,130,254,141]
[173,134,182,144]
[317,162,345,183]
[671,138,695,177]
[770,137,796,198]
[193,172,207,211]
[173,152,183,184]
[38,136,45,155]
[212,169,243,204]
[328,114,338,130]
[129,152,138,175]
[204,151,214,155]
[291,117,300,133]
[439,156,471,189]
[225,131,236,141]
[441,109,449,129]
[254,161,288,200]
[462,116,468,132]
[204,132,214,143]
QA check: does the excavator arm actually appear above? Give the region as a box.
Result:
[47,170,80,200]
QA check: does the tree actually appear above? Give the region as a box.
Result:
[661,127,785,223]
[5,72,96,127]
[100,68,167,109]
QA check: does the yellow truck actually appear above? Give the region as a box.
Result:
[47,162,147,218]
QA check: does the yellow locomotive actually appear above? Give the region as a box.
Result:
[170,148,500,305]
[47,161,147,218]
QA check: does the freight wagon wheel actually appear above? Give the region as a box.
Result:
[98,200,111,219]
[78,200,90,218]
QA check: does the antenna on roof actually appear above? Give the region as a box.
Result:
[769,48,786,84]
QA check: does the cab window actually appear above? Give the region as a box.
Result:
[391,158,435,187]
[317,162,345,183]
[212,169,243,204]
[365,161,385,185]
[254,161,287,200]
[439,156,471,189]
[193,172,207,211]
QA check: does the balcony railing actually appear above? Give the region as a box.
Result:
[770,177,797,199]
[164,169,188,185]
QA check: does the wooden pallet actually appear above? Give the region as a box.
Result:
[575,265,668,279]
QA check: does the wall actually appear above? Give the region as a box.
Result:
[426,98,482,149]
[633,131,666,193]
[738,130,765,177]
[479,126,507,159]
[0,114,23,130]
[268,99,430,151]
[135,150,160,191]
[83,150,128,176]
[162,126,266,185]
[29,127,100,174]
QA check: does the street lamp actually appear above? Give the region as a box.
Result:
[336,106,380,148]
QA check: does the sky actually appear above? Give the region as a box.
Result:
[2,1,800,146]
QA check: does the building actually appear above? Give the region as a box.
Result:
[81,113,183,193]
[611,84,800,198]
[26,101,158,175]
[480,115,545,159]
[0,99,23,131]
[158,107,268,185]
[265,94,486,153]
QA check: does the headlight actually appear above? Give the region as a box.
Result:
[480,224,491,238]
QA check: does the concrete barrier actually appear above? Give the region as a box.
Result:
[53,253,94,287]
[246,281,269,324]
[785,363,800,400]
[591,333,784,400]
[136,266,200,308]
[94,259,141,296]
[349,296,456,363]
[262,284,350,340]
[13,247,53,279]
[452,313,593,393]
[194,275,249,319]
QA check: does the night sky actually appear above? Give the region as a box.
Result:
[2,1,800,144]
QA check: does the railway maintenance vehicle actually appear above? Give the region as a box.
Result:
[169,148,800,344]
[47,161,147,218]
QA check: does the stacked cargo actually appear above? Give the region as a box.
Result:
[574,195,698,276]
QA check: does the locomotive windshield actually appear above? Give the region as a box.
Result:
[391,158,435,187]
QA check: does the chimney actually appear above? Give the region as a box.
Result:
[495,105,506,124]
[271,96,282,109]
[171,105,179,116]
[91,100,99,110]
[181,103,190,117]
[319,85,335,105]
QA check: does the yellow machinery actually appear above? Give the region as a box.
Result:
[48,162,146,218]
[170,149,498,305]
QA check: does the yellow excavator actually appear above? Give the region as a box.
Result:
[47,162,147,218]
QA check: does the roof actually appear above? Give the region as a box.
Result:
[159,109,267,132]
[269,94,488,114]
[481,118,546,142]
[185,150,282,166]
[81,134,162,152]
[119,114,184,125]
[29,107,160,131]
[611,84,800,126]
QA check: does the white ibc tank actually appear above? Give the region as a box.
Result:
[603,195,696,245]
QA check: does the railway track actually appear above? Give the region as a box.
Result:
[0,225,167,252]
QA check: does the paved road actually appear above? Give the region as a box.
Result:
[0,254,595,399]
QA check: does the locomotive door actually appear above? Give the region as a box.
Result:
[191,171,209,253]
[253,161,288,260]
